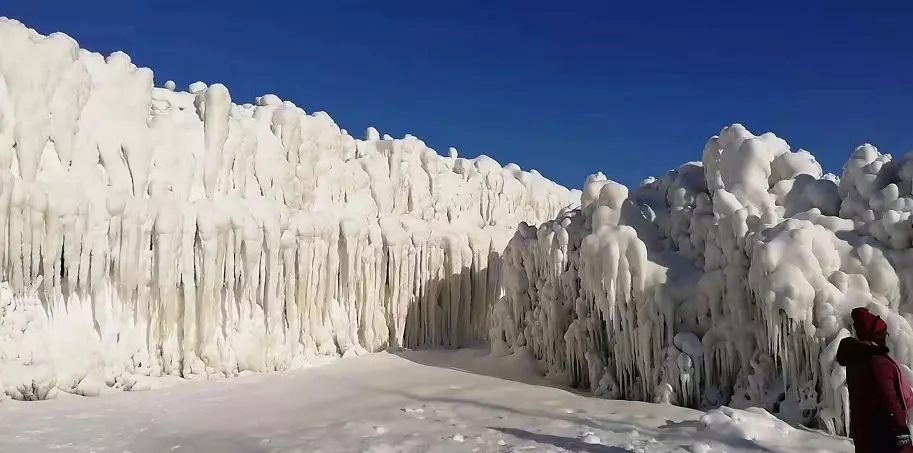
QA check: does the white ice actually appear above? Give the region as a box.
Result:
[0,17,577,401]
[2,14,913,447]
[493,122,913,436]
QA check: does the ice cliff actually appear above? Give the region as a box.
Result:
[2,17,912,438]
[0,18,577,399]
[491,123,913,434]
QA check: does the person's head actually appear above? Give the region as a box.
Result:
[852,307,888,346]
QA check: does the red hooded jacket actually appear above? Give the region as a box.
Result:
[836,307,913,453]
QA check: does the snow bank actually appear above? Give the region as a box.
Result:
[694,406,850,453]
[699,406,794,445]
[492,123,913,434]
[0,18,578,400]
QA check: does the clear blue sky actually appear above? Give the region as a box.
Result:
[5,1,913,189]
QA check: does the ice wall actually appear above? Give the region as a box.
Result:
[0,18,579,400]
[492,123,913,434]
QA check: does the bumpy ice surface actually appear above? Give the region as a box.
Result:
[0,15,910,442]
[491,122,913,434]
[0,17,577,400]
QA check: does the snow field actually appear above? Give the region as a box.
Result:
[0,349,852,452]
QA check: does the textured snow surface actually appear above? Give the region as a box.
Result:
[0,349,851,452]
[0,18,577,400]
[492,122,913,435]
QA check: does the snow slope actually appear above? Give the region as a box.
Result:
[0,349,852,453]
[0,17,577,400]
[492,123,913,435]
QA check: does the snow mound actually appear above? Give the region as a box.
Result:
[0,18,577,400]
[697,406,850,452]
[492,123,913,435]
[700,407,793,443]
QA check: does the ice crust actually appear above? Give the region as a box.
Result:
[491,121,913,434]
[0,19,578,400]
[3,17,913,438]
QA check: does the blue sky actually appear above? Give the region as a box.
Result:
[6,1,913,189]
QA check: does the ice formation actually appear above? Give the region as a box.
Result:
[491,121,913,434]
[4,16,913,439]
[0,18,578,400]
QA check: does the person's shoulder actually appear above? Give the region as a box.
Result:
[870,354,898,373]
[836,337,891,367]
[871,354,893,364]
[837,336,858,352]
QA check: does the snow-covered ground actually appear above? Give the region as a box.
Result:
[0,349,851,453]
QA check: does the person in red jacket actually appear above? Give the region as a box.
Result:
[836,307,913,453]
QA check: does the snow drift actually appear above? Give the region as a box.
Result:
[491,123,913,434]
[0,18,578,399]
